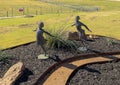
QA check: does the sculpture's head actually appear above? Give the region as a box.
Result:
[76,16,80,21]
[39,22,44,28]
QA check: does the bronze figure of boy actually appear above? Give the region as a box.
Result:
[35,22,54,56]
[72,16,92,40]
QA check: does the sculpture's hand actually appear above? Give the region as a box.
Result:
[89,30,92,32]
[33,30,36,31]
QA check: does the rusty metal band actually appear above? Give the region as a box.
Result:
[65,59,119,85]
[33,51,120,85]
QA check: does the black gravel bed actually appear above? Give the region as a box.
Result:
[67,60,120,85]
[0,36,120,85]
[0,43,74,85]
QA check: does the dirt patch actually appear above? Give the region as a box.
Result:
[0,36,120,85]
[19,24,34,28]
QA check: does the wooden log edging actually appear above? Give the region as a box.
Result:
[33,51,120,85]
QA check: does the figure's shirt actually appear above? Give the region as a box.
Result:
[36,28,44,40]
[75,21,84,32]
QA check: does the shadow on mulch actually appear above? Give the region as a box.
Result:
[14,68,33,85]
[81,66,101,74]
[50,55,78,70]
[88,48,119,60]
[49,55,62,62]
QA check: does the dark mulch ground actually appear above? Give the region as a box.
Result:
[67,60,120,85]
[0,36,120,85]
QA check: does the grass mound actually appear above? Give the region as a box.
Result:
[46,27,78,51]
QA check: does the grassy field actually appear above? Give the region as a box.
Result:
[0,0,120,49]
[0,0,73,17]
[39,0,120,11]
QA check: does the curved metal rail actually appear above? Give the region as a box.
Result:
[65,58,119,85]
[1,41,35,51]
[1,34,119,51]
[33,51,120,85]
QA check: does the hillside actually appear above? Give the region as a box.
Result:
[0,0,120,49]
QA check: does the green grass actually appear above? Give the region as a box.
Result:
[0,0,120,49]
[1,0,119,17]
[43,0,120,11]
[0,13,74,49]
[0,11,120,49]
[0,0,74,17]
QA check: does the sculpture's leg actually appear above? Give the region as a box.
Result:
[37,45,49,60]
[40,45,47,56]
